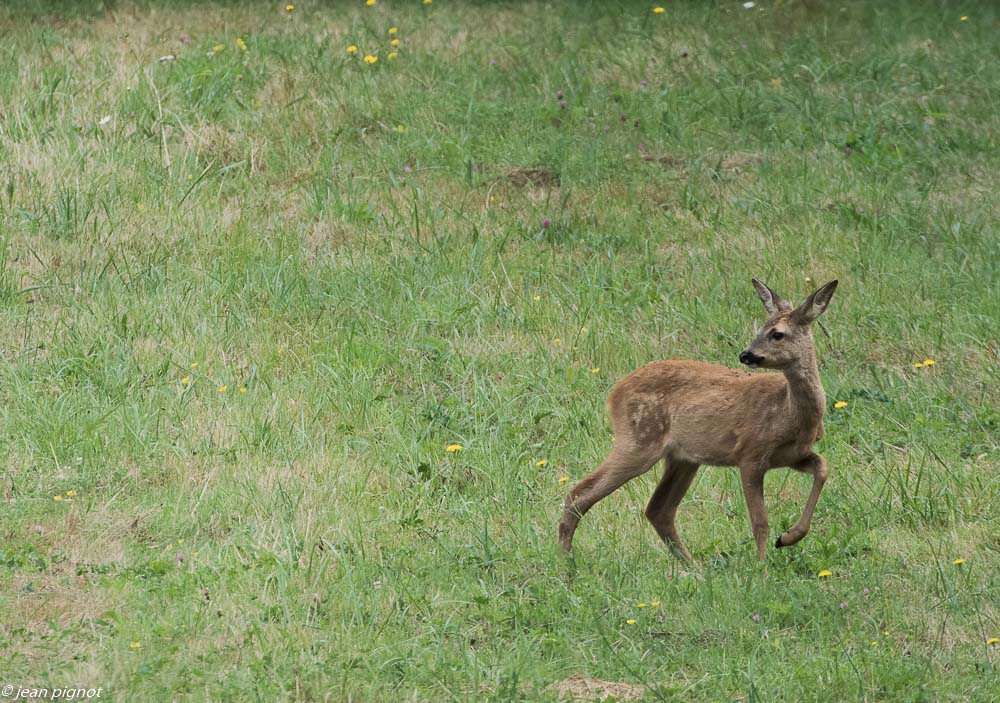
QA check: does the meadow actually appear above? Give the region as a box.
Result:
[0,0,998,700]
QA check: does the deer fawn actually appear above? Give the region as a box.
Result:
[558,278,838,562]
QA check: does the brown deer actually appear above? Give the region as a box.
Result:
[558,278,838,562]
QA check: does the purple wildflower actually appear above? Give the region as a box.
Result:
[752,612,760,622]
[839,601,848,609]
[542,218,551,229]
[176,552,185,563]
[403,165,412,173]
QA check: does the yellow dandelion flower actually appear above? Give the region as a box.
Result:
[913,362,924,368]
[387,52,398,59]
[653,6,665,13]
[285,4,294,11]
[212,44,224,53]
[66,490,77,497]
[535,459,548,467]
[987,637,999,645]
[637,602,648,608]
[193,551,199,557]
[390,38,400,47]
[626,619,636,625]
[218,385,228,393]
[591,367,600,374]
[347,45,358,53]
[553,338,561,345]
[130,641,142,649]
[181,376,191,385]
[366,0,376,5]
[388,27,398,35]
[960,15,968,21]
[533,295,541,301]
[870,640,878,647]
[953,558,965,565]
[237,37,247,51]
[923,359,935,366]
[446,444,463,452]
[240,387,247,393]
[651,601,660,607]
[190,362,198,369]
[178,538,184,545]
[363,55,378,64]
[423,0,432,4]
[53,495,63,501]
[834,401,848,409]
[558,476,569,484]
[818,569,832,578]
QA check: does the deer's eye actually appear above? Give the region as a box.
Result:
[770,331,785,341]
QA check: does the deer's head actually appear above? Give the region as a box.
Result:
[739,279,838,370]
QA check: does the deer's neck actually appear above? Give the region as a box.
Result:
[782,351,825,425]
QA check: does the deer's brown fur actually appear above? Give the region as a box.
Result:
[558,279,838,562]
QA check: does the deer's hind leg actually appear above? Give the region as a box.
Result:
[645,457,700,561]
[558,443,663,553]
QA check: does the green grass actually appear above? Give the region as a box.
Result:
[1,0,998,700]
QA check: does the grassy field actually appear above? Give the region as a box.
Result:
[1,0,998,700]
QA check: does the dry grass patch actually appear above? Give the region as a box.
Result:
[548,676,646,702]
[506,167,559,189]
[10,572,117,632]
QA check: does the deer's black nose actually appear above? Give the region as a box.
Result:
[739,350,762,366]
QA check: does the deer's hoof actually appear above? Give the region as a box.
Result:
[774,535,785,549]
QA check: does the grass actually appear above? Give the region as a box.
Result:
[0,0,998,700]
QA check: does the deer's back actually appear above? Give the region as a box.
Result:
[608,360,794,467]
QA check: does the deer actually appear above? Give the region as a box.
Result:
[558,278,838,563]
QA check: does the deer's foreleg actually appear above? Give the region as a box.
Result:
[775,452,828,549]
[740,465,770,562]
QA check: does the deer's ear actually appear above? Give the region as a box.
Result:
[792,280,838,324]
[752,278,791,315]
